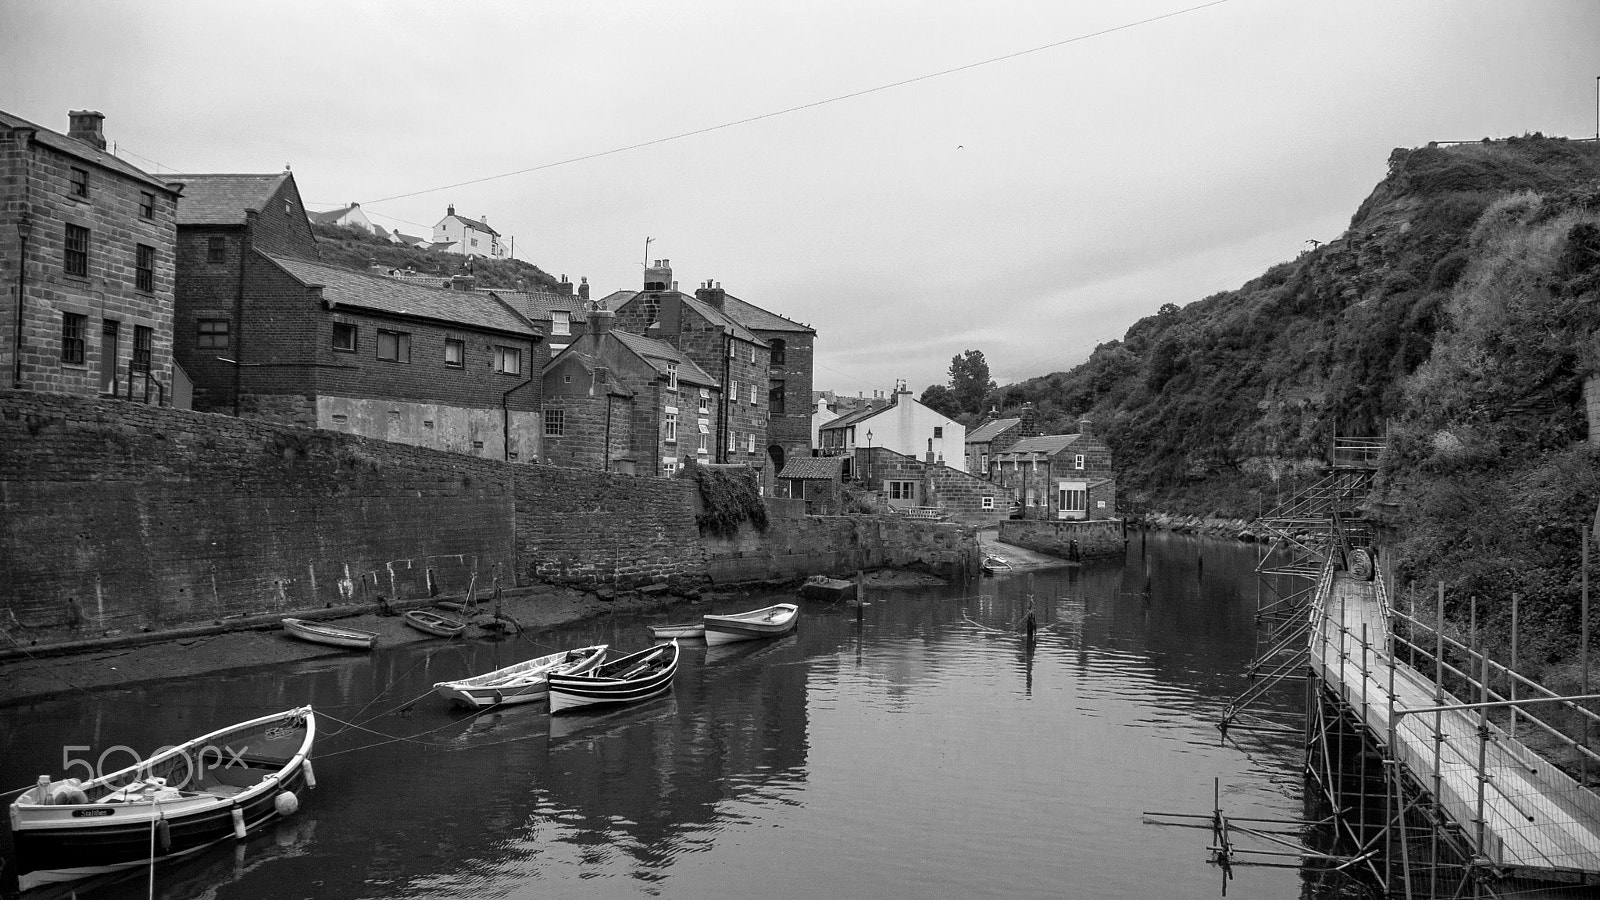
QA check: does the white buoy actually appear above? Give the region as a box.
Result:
[274,791,299,816]
[231,807,247,839]
[303,759,317,789]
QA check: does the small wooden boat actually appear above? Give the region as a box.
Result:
[281,617,377,650]
[433,644,608,709]
[10,706,316,892]
[648,622,705,640]
[547,641,679,714]
[702,603,799,646]
[982,555,1014,575]
[403,608,467,638]
[798,574,853,601]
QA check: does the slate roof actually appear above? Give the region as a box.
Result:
[265,254,539,337]
[492,291,589,326]
[720,293,814,334]
[966,418,1021,443]
[445,213,499,236]
[168,173,293,226]
[777,456,844,480]
[0,110,178,193]
[819,405,885,431]
[678,294,765,345]
[306,205,356,225]
[594,289,636,310]
[610,330,718,386]
[994,434,1082,457]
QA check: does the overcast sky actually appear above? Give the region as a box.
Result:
[4,1,1598,396]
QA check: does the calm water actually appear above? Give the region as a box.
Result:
[1,533,1320,899]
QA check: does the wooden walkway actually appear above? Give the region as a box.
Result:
[1313,572,1600,879]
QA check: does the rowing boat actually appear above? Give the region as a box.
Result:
[432,645,608,709]
[647,622,705,640]
[547,641,679,714]
[9,707,316,891]
[281,617,377,650]
[702,603,799,645]
[403,608,467,638]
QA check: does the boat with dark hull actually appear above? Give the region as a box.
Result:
[9,706,316,892]
[547,642,679,714]
[433,645,608,709]
[702,603,800,645]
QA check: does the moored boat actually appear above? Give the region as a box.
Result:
[798,575,853,601]
[403,608,467,638]
[547,641,679,714]
[9,706,316,892]
[647,622,705,640]
[433,644,608,709]
[702,603,799,645]
[982,555,1014,575]
[281,617,377,650]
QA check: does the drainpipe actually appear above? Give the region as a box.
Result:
[11,213,31,389]
[603,393,613,473]
[718,332,731,463]
[502,371,536,462]
[232,215,254,416]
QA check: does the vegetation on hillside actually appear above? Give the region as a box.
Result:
[310,222,563,292]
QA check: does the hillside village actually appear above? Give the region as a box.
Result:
[0,107,1116,527]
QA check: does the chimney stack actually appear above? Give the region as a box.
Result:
[450,274,476,292]
[1019,402,1040,438]
[590,307,615,336]
[578,276,589,301]
[447,204,455,217]
[695,279,726,310]
[643,259,672,292]
[67,111,106,150]
[558,274,572,296]
[1076,416,1092,436]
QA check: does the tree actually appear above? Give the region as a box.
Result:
[949,350,994,415]
[920,384,962,419]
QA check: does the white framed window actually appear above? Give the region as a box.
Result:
[1074,454,1086,469]
[729,340,738,359]
[698,433,709,454]
[748,345,756,363]
[887,481,916,501]
[730,378,739,402]
[698,394,709,413]
[666,361,678,391]
[729,430,737,452]
[982,496,995,510]
[746,432,755,453]
[444,338,464,368]
[551,310,571,335]
[494,346,522,375]
[662,458,678,474]
[749,384,757,405]
[665,412,678,443]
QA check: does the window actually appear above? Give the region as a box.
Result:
[207,236,226,263]
[933,426,943,438]
[666,361,678,391]
[60,313,87,364]
[139,192,155,219]
[888,481,916,501]
[698,393,709,413]
[748,345,756,363]
[770,339,786,365]
[729,341,738,359]
[284,198,292,215]
[135,244,154,292]
[730,379,739,402]
[1059,486,1088,514]
[197,319,230,350]
[749,383,757,405]
[729,429,738,452]
[377,329,411,363]
[746,432,755,453]
[770,382,786,415]
[332,323,357,352]
[544,408,565,437]
[64,224,89,276]
[132,325,152,373]
[982,496,995,510]
[69,167,88,198]
[665,412,678,443]
[470,237,478,247]
[698,433,708,454]
[444,338,464,367]
[1074,454,1085,470]
[494,345,521,374]
[551,310,571,335]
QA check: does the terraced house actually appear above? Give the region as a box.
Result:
[2,109,180,402]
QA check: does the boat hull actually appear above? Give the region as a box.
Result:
[11,707,315,891]
[403,609,466,638]
[702,604,800,645]
[648,623,705,640]
[548,643,678,714]
[432,645,607,709]
[282,617,376,650]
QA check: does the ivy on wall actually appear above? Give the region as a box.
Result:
[678,459,768,537]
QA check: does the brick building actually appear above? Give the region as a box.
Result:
[710,282,816,477]
[612,261,773,473]
[991,418,1117,521]
[544,307,720,476]
[2,109,181,402]
[494,274,592,356]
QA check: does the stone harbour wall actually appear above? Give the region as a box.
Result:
[997,518,1127,560]
[703,514,979,584]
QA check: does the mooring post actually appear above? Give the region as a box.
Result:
[855,569,865,626]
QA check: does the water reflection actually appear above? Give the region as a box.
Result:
[2,532,1318,899]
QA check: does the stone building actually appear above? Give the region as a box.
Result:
[544,307,719,476]
[964,403,1041,478]
[991,418,1117,521]
[819,383,966,473]
[1,109,181,402]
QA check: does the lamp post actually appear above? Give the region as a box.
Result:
[13,213,32,389]
[866,430,873,486]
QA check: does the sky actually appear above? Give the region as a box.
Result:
[4,1,1598,397]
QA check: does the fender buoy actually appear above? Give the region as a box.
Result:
[303,759,317,789]
[231,806,247,839]
[155,818,172,853]
[274,791,299,816]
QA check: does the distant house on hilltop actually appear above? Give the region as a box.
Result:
[307,201,384,237]
[433,204,506,259]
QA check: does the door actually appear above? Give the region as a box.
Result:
[99,320,120,394]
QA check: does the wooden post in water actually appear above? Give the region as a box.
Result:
[855,570,865,626]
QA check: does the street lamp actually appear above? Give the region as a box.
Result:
[866,430,873,485]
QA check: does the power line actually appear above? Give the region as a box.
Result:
[360,0,1234,206]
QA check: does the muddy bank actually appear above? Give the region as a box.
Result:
[0,570,953,706]
[1136,512,1261,542]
